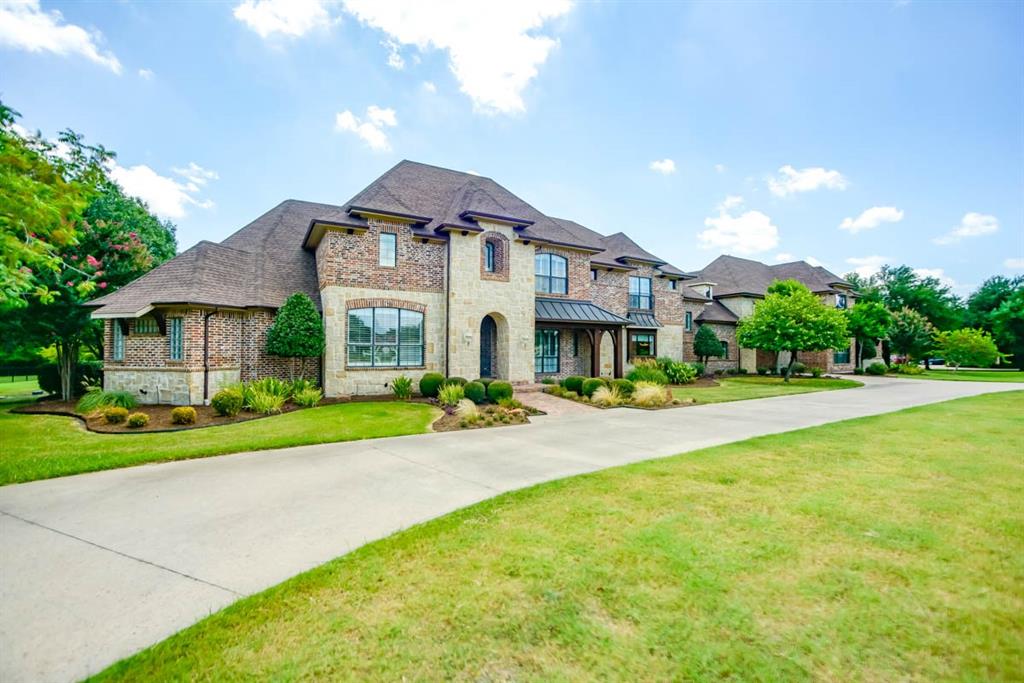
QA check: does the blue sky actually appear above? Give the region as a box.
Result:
[2,0,1021,295]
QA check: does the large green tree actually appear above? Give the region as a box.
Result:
[964,275,1022,333]
[845,301,892,368]
[990,289,1024,369]
[935,328,1000,370]
[887,307,936,364]
[736,279,849,382]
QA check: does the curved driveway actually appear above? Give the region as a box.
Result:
[1,376,1021,682]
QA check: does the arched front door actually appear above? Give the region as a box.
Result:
[480,315,497,378]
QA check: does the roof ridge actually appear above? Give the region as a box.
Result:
[397,159,494,181]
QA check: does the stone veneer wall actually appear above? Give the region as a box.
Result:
[448,223,535,383]
[320,287,446,397]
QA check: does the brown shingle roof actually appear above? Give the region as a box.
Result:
[692,255,852,297]
[695,300,739,324]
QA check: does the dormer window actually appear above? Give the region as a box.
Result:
[590,269,598,281]
[705,285,713,299]
[669,280,678,291]
[836,293,848,309]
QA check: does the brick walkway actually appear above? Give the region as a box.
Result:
[520,390,598,416]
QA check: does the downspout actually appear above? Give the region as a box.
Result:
[203,309,217,403]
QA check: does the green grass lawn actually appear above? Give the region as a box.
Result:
[894,369,1024,383]
[0,378,42,403]
[0,402,440,486]
[672,375,861,404]
[92,392,1024,682]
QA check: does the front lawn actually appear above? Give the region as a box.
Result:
[894,369,1024,383]
[93,392,1023,681]
[0,378,42,403]
[672,374,861,404]
[0,401,441,486]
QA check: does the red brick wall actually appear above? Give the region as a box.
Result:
[240,309,321,381]
[534,245,591,300]
[316,218,446,293]
[590,263,684,324]
[680,300,705,362]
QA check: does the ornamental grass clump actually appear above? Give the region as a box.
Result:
[631,381,670,407]
[391,375,413,400]
[211,388,244,417]
[171,406,197,425]
[292,387,323,408]
[591,385,625,407]
[438,383,465,407]
[455,398,479,420]
[76,387,137,414]
[627,359,668,385]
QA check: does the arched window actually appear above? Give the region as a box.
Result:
[347,307,424,367]
[484,241,495,272]
[535,253,568,294]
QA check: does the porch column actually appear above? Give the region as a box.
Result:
[613,326,624,378]
[590,329,601,377]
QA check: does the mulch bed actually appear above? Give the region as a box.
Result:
[432,404,533,432]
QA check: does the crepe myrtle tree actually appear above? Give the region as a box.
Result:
[266,293,325,380]
[736,279,849,382]
[845,301,893,368]
[934,328,1001,370]
[693,324,725,368]
[888,307,936,365]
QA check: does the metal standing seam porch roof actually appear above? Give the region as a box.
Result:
[535,298,630,325]
[626,312,662,328]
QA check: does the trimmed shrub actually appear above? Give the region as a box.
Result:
[866,362,887,376]
[126,412,149,428]
[419,373,445,398]
[738,368,748,375]
[581,378,605,398]
[103,406,128,424]
[438,383,465,407]
[561,376,585,394]
[663,361,697,385]
[487,381,514,402]
[810,367,823,378]
[892,362,925,375]
[249,389,286,414]
[632,381,670,407]
[540,377,556,385]
[292,387,323,408]
[171,406,197,425]
[591,385,624,407]
[610,378,635,398]
[464,381,487,404]
[391,375,413,400]
[791,362,807,376]
[757,367,768,375]
[853,367,865,376]
[442,376,468,387]
[211,388,244,417]
[498,397,525,411]
[691,362,706,377]
[476,377,495,388]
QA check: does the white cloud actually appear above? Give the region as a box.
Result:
[1005,258,1024,270]
[774,252,794,262]
[138,67,154,79]
[913,267,957,290]
[932,212,999,245]
[422,80,437,93]
[839,206,904,233]
[698,196,779,255]
[0,0,121,73]
[342,0,573,115]
[714,163,727,174]
[334,106,397,151]
[846,255,890,278]
[233,0,333,38]
[382,38,404,69]
[109,162,217,220]
[649,158,676,175]
[767,164,848,197]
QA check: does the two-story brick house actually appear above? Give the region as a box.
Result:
[87,161,857,404]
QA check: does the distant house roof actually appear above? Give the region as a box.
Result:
[87,200,324,316]
[691,255,853,298]
[695,300,739,324]
[535,298,630,325]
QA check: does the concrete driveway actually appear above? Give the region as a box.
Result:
[1,376,1020,682]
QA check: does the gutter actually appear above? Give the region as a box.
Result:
[444,239,451,377]
[203,309,218,403]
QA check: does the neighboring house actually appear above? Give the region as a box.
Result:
[86,161,854,404]
[685,255,857,373]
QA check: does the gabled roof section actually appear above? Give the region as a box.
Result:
[599,232,666,266]
[692,254,852,297]
[89,200,323,317]
[696,300,739,324]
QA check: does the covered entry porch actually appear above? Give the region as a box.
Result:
[535,298,629,379]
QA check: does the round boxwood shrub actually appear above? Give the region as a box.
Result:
[171,406,197,425]
[865,362,887,376]
[442,376,468,387]
[211,388,244,417]
[487,381,513,402]
[103,406,128,424]
[610,378,635,398]
[464,381,487,404]
[581,378,605,398]
[475,377,495,388]
[561,375,585,393]
[419,372,445,398]
[126,412,149,428]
